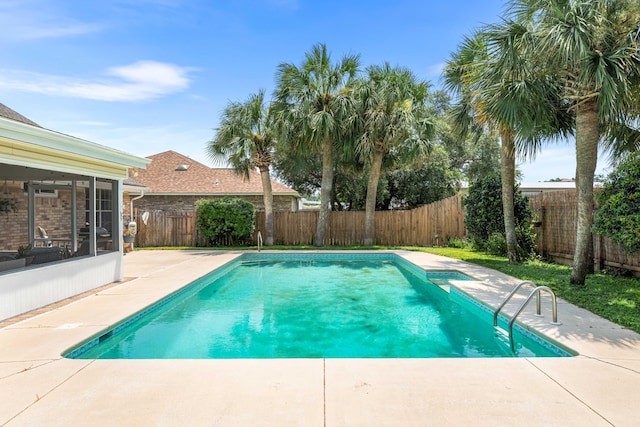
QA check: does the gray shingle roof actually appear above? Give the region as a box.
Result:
[0,103,41,127]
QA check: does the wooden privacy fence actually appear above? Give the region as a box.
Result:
[135,210,198,247]
[134,194,465,247]
[257,195,465,246]
[134,191,640,274]
[529,190,640,273]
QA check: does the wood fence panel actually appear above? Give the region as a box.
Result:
[529,190,640,273]
[327,211,366,246]
[135,210,192,247]
[135,195,465,248]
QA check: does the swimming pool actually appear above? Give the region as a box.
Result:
[65,253,574,359]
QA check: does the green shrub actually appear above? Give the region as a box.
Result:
[593,152,640,255]
[196,198,255,246]
[486,232,507,256]
[464,174,534,257]
[464,175,505,245]
[446,237,469,249]
[516,224,536,259]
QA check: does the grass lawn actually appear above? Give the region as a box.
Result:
[138,245,640,334]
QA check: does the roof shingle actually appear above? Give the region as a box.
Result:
[0,103,41,127]
[131,150,298,196]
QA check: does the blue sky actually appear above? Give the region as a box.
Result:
[0,0,608,182]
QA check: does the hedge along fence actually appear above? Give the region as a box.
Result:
[134,194,465,247]
[529,190,640,273]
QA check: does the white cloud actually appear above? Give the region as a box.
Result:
[0,2,104,41]
[0,61,194,102]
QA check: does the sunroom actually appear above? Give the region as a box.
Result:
[0,106,149,321]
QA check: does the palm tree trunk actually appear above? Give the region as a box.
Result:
[570,99,599,286]
[315,139,334,246]
[364,145,384,246]
[500,129,520,263]
[259,165,274,246]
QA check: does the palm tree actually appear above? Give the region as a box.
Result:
[443,30,525,263]
[444,21,571,263]
[207,90,277,246]
[274,44,360,246]
[355,63,433,245]
[509,0,640,285]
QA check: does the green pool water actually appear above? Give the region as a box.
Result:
[66,253,574,359]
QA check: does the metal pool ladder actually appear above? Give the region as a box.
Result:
[493,281,562,350]
[257,231,262,252]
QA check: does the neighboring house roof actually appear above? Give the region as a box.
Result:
[460,181,601,196]
[0,103,41,127]
[123,176,148,194]
[131,150,299,197]
[518,181,576,195]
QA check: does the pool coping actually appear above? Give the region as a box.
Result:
[1,249,639,426]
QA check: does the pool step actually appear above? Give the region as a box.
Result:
[429,278,451,293]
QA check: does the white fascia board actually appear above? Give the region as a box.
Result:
[0,117,150,169]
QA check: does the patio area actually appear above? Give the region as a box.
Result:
[1,250,639,426]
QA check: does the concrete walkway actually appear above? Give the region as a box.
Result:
[1,250,639,426]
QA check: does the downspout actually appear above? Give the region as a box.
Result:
[130,190,144,223]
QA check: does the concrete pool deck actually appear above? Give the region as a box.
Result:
[1,249,639,426]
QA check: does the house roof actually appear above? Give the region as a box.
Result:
[0,104,149,180]
[131,150,299,197]
[0,103,41,127]
[460,180,601,197]
[123,176,149,194]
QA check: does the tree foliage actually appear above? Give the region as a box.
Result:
[196,198,255,246]
[272,89,463,211]
[335,171,390,211]
[593,152,640,254]
[272,148,322,198]
[387,147,460,209]
[426,91,502,183]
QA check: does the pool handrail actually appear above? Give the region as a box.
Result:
[493,280,540,327]
[507,285,561,350]
[257,231,262,252]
